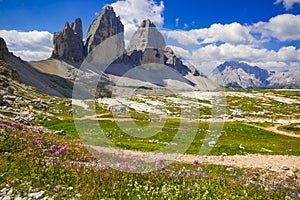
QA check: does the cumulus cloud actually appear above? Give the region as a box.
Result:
[253,14,300,41]
[0,30,52,61]
[161,13,300,74]
[274,0,300,10]
[171,43,300,74]
[163,22,258,46]
[111,0,164,45]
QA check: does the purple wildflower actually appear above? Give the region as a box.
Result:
[162,167,169,172]
[11,122,16,127]
[22,128,27,134]
[36,127,42,133]
[35,138,43,143]
[42,149,49,153]
[131,160,137,165]
[59,146,67,153]
[193,160,199,165]
[155,158,164,168]
[98,150,104,155]
[50,145,56,151]
[79,156,84,160]
[54,151,60,155]
[53,139,57,143]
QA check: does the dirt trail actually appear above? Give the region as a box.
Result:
[88,145,300,170]
[247,123,300,138]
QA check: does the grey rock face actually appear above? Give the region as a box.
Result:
[84,6,124,56]
[127,19,165,52]
[127,21,199,77]
[0,37,10,60]
[51,18,84,62]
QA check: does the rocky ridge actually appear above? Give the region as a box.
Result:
[0,37,73,98]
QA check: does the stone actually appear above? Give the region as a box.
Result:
[281,165,290,170]
[28,191,45,199]
[54,130,66,135]
[84,6,124,56]
[226,167,235,173]
[51,18,84,62]
[239,144,245,150]
[0,93,4,105]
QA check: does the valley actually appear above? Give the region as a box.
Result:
[0,4,299,200]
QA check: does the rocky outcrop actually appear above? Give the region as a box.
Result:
[51,18,84,62]
[127,20,200,77]
[127,19,165,52]
[84,6,124,55]
[0,37,10,60]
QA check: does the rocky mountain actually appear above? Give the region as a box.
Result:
[209,61,300,88]
[127,19,165,52]
[34,6,215,96]
[51,18,84,62]
[84,6,124,56]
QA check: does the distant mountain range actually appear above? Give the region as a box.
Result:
[208,61,300,88]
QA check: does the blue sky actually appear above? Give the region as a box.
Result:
[0,0,300,74]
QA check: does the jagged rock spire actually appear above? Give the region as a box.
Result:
[51,18,84,62]
[84,6,124,56]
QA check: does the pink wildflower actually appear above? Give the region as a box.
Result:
[162,167,169,172]
[50,145,56,151]
[54,151,60,155]
[131,160,137,165]
[42,149,49,153]
[193,160,199,165]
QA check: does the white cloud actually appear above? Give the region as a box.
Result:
[274,0,300,10]
[163,22,258,46]
[253,14,300,41]
[176,43,300,74]
[0,30,52,61]
[111,0,164,45]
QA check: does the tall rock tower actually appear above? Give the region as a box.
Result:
[51,18,85,62]
[84,6,125,56]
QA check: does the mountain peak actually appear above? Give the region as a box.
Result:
[51,18,84,62]
[84,5,124,55]
[140,19,157,28]
[127,19,165,52]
